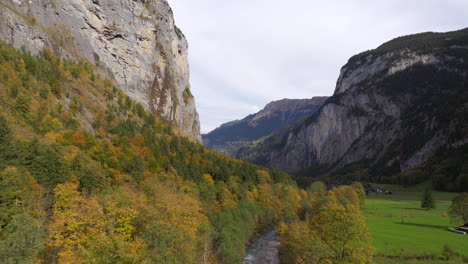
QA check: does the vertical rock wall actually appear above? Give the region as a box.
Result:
[0,0,201,141]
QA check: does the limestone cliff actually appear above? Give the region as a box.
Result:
[237,29,468,177]
[0,0,201,141]
[203,97,328,156]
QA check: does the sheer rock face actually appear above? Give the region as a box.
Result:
[238,35,468,174]
[0,0,201,142]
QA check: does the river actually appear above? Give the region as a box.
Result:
[242,230,280,264]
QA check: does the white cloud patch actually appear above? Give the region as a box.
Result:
[169,0,468,133]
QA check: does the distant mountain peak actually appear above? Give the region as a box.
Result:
[263,97,329,112]
[237,28,468,190]
[202,96,328,156]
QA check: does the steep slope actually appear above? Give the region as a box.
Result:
[0,0,201,141]
[0,40,302,263]
[203,97,328,156]
[238,28,468,188]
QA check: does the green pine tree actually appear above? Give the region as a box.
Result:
[421,187,436,210]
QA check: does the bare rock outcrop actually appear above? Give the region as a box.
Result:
[0,0,201,141]
[238,29,468,177]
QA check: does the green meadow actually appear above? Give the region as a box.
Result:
[365,184,468,263]
[368,183,460,201]
[375,259,462,264]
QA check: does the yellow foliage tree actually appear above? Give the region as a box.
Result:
[280,185,374,264]
[278,184,302,222]
[278,221,332,264]
[256,170,272,184]
[310,190,374,264]
[331,185,361,208]
[142,179,210,263]
[215,181,238,211]
[257,183,282,223]
[46,176,105,263]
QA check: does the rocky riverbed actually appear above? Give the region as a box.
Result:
[242,230,280,264]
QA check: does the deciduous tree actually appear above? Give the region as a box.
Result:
[46,177,105,263]
[311,191,374,264]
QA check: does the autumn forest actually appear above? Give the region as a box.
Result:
[0,41,374,263]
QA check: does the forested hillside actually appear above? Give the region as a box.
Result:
[0,41,375,264]
[0,41,294,263]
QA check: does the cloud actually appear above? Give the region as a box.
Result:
[169,0,468,133]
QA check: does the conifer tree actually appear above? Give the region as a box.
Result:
[421,188,435,210]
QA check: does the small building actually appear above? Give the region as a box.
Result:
[366,188,376,195]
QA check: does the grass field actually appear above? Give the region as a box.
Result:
[370,182,459,202]
[365,184,468,263]
[375,259,463,264]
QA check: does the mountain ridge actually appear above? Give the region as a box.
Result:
[202,96,328,156]
[237,28,468,191]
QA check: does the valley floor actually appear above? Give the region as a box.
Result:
[366,185,467,263]
[375,259,464,264]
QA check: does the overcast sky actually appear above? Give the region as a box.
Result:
[169,0,468,133]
